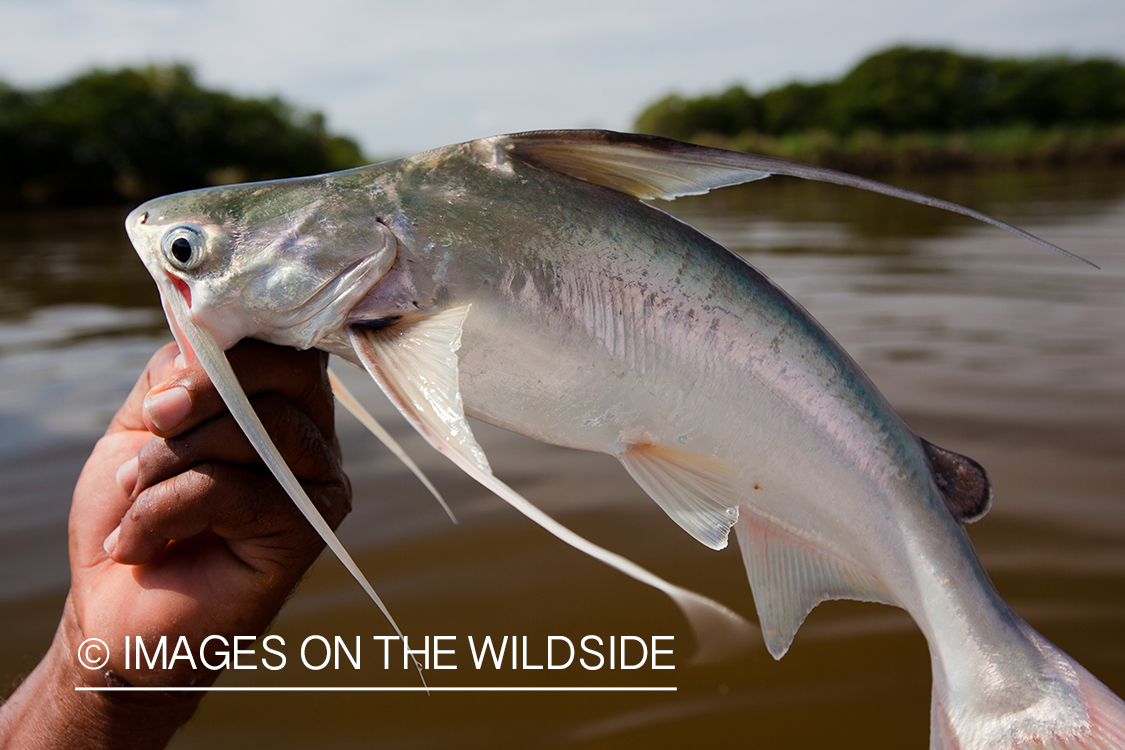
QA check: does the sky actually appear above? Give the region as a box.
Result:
[2,0,1124,157]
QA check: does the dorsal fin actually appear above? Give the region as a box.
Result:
[921,439,992,524]
[496,129,1095,268]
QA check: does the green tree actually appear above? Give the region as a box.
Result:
[634,45,1125,142]
[986,56,1125,126]
[636,86,761,140]
[759,82,834,135]
[829,46,995,133]
[1,65,367,208]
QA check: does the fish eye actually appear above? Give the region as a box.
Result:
[161,226,206,271]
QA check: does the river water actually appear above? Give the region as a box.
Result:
[1,167,1123,749]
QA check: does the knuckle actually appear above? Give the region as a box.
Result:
[254,397,337,480]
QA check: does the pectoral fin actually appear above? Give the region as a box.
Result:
[348,305,491,474]
[735,514,895,660]
[348,309,757,662]
[617,443,739,551]
[499,130,1093,266]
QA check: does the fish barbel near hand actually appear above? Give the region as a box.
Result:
[123,131,1125,749]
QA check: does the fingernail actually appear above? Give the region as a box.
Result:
[103,526,121,557]
[173,352,187,370]
[144,386,190,432]
[115,456,139,496]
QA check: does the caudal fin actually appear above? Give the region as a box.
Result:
[930,625,1125,750]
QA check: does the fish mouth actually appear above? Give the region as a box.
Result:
[165,272,192,308]
[124,201,200,364]
[157,270,205,366]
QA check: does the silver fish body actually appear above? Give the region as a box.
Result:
[125,131,1125,749]
[345,144,942,598]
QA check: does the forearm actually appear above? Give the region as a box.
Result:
[0,597,200,750]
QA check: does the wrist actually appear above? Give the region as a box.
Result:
[0,595,203,750]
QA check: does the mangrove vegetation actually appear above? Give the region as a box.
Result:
[1,65,365,208]
[635,46,1125,173]
[4,48,1124,209]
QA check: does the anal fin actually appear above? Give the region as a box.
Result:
[735,514,895,660]
[617,443,739,551]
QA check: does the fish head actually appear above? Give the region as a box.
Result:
[125,174,399,360]
[124,175,418,645]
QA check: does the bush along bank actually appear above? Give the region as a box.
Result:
[635,46,1125,174]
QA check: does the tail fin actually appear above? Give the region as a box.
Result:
[930,625,1125,750]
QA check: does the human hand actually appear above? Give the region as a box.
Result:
[73,338,351,685]
[0,339,350,749]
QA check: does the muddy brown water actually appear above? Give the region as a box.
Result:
[1,167,1123,748]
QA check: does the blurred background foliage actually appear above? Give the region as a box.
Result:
[4,47,1125,208]
[0,65,366,208]
[635,46,1125,173]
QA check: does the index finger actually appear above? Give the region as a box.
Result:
[140,339,335,442]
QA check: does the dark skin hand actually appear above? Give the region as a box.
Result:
[0,340,351,749]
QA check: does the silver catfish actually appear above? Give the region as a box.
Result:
[125,130,1125,749]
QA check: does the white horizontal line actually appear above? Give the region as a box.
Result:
[76,686,676,693]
